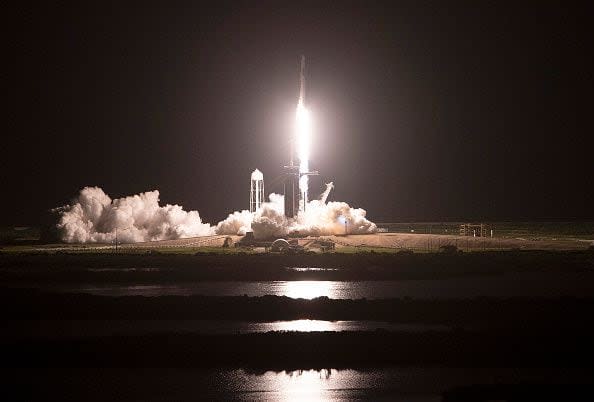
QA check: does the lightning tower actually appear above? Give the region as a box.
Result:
[250,169,264,213]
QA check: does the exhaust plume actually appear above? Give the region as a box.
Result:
[216,184,377,239]
[56,184,376,243]
[55,187,214,243]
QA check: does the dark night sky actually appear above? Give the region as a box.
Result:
[4,1,593,225]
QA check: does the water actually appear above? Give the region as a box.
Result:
[285,267,340,271]
[205,367,594,401]
[55,271,594,299]
[6,319,449,339]
[218,368,441,401]
[19,367,593,401]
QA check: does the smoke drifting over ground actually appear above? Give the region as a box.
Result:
[55,187,215,243]
[217,188,377,239]
[56,185,377,243]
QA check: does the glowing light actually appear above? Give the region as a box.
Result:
[273,319,335,332]
[263,369,336,402]
[296,103,312,170]
[283,280,333,299]
[295,102,312,204]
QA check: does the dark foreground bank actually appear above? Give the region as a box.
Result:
[5,330,594,369]
[2,249,593,283]
[5,327,594,400]
[4,289,594,330]
[3,250,594,400]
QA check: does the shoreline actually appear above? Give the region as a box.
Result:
[4,289,594,329]
[2,249,593,283]
[6,330,594,369]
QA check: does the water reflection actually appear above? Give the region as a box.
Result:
[285,267,339,272]
[60,272,594,299]
[259,369,336,402]
[6,320,449,338]
[272,320,335,332]
[238,368,445,401]
[283,281,334,299]
[87,267,161,272]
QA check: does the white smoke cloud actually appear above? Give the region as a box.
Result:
[55,187,215,243]
[215,209,253,236]
[250,193,290,239]
[216,185,377,239]
[56,184,376,243]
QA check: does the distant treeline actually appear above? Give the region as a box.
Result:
[377,221,594,239]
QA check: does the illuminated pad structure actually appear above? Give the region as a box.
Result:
[283,164,299,219]
[250,169,264,213]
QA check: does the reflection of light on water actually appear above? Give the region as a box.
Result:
[283,281,336,299]
[272,320,335,332]
[285,267,339,272]
[267,369,337,402]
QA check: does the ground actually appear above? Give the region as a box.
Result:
[1,222,593,253]
[3,232,590,254]
[325,232,593,252]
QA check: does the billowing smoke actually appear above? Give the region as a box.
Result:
[250,193,290,239]
[215,209,253,236]
[56,184,376,243]
[215,183,377,239]
[55,187,215,243]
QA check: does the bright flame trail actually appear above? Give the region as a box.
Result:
[296,55,311,210]
[296,101,311,207]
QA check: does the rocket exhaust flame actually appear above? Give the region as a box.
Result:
[294,55,315,212]
[296,101,311,205]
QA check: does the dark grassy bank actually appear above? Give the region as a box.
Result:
[4,289,594,332]
[1,249,593,284]
[5,330,594,369]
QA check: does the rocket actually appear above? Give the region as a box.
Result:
[289,55,306,169]
[299,55,305,105]
[284,55,317,219]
